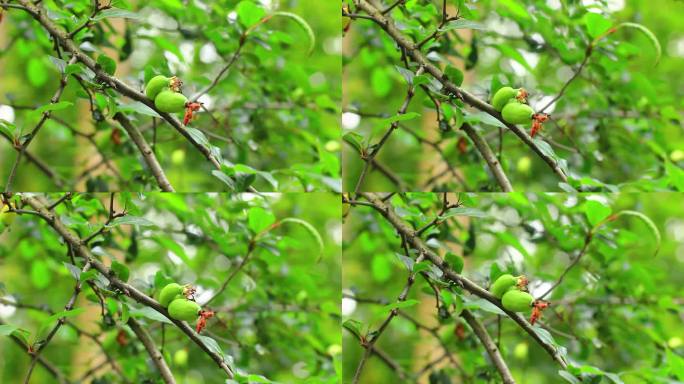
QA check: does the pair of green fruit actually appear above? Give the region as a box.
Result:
[158,283,201,322]
[491,86,536,125]
[490,274,534,312]
[145,75,188,113]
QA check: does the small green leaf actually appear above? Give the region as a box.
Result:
[235,1,266,27]
[383,299,419,311]
[445,252,464,274]
[96,54,116,75]
[584,200,612,227]
[584,12,612,39]
[248,207,276,233]
[92,8,142,21]
[106,216,156,227]
[110,260,130,282]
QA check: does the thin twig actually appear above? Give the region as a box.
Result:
[353,0,569,184]
[462,310,516,384]
[128,317,177,384]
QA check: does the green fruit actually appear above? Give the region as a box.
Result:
[502,290,534,312]
[0,204,14,232]
[155,90,187,113]
[168,299,201,322]
[174,349,189,366]
[490,274,518,299]
[491,86,520,111]
[502,101,535,125]
[145,75,171,100]
[158,283,184,307]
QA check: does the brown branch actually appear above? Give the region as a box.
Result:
[352,252,425,383]
[4,56,77,192]
[461,123,513,191]
[0,131,66,188]
[538,231,593,300]
[24,255,91,384]
[113,113,175,192]
[128,317,177,384]
[358,193,569,369]
[353,66,424,194]
[17,195,235,379]
[0,319,70,384]
[203,240,256,306]
[353,0,569,184]
[462,309,516,384]
[13,0,240,184]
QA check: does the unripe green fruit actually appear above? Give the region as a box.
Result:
[491,87,519,111]
[502,290,534,312]
[158,283,184,308]
[502,101,535,125]
[490,274,518,299]
[168,299,201,322]
[145,75,171,100]
[0,205,14,232]
[155,90,188,113]
[174,349,189,366]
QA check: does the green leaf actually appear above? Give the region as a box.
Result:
[383,299,419,311]
[440,206,488,219]
[106,216,156,228]
[34,101,73,115]
[444,65,464,87]
[558,370,581,384]
[110,260,130,282]
[96,54,116,75]
[92,8,142,21]
[236,1,266,27]
[440,18,486,32]
[39,308,86,335]
[212,170,236,191]
[342,319,363,341]
[117,102,161,118]
[445,252,464,274]
[343,131,365,154]
[496,44,532,71]
[584,200,612,227]
[0,324,30,345]
[248,207,276,233]
[584,12,612,39]
[131,307,173,324]
[497,0,530,21]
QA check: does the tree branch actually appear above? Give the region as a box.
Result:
[13,0,231,179]
[353,0,569,184]
[128,317,177,384]
[17,195,235,379]
[462,309,516,384]
[461,123,513,191]
[357,193,569,369]
[113,113,175,191]
[0,319,70,384]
